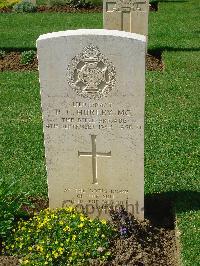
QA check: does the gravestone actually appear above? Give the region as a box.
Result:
[103,0,149,36]
[37,29,145,220]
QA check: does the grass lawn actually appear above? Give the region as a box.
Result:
[0,13,102,50]
[0,0,199,265]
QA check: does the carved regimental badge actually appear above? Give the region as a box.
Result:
[66,45,116,99]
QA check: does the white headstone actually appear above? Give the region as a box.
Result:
[37,29,145,220]
[103,0,149,36]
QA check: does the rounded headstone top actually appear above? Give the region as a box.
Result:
[36,29,146,44]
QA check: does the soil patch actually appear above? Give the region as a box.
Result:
[0,197,178,266]
[0,5,102,13]
[0,52,38,71]
[149,1,158,12]
[0,257,19,266]
[36,5,102,13]
[0,4,157,13]
[0,7,12,13]
[0,52,163,72]
[146,53,163,71]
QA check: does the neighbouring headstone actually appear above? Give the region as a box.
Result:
[103,0,149,36]
[37,29,145,220]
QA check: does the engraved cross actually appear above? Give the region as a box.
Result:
[78,135,111,184]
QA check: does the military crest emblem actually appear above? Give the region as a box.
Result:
[66,44,116,99]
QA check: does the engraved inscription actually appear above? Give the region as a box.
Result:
[62,187,144,217]
[107,0,147,12]
[45,102,136,131]
[106,2,116,11]
[66,44,116,100]
[78,135,111,184]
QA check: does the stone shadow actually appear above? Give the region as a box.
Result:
[145,190,200,229]
[157,0,188,3]
[148,47,200,54]
[149,0,189,12]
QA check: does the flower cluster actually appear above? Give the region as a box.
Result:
[3,207,116,265]
[0,0,20,9]
[110,207,141,238]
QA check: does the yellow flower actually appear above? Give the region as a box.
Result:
[22,259,29,265]
[59,220,64,225]
[63,226,70,232]
[36,245,43,252]
[51,214,57,219]
[67,206,73,212]
[52,250,59,258]
[101,219,107,224]
[38,222,45,228]
[72,235,76,241]
[28,247,33,251]
[58,247,64,254]
[54,252,59,258]
[80,216,86,222]
[78,223,84,228]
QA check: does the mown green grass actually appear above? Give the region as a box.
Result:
[0,13,102,50]
[0,72,47,196]
[145,64,200,194]
[0,0,199,264]
[148,0,200,50]
[147,1,200,264]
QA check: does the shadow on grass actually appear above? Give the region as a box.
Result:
[149,0,188,12]
[2,46,200,55]
[145,190,200,229]
[148,47,200,55]
[0,47,37,52]
[157,0,188,2]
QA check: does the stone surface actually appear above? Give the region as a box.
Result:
[37,29,145,220]
[103,0,149,36]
